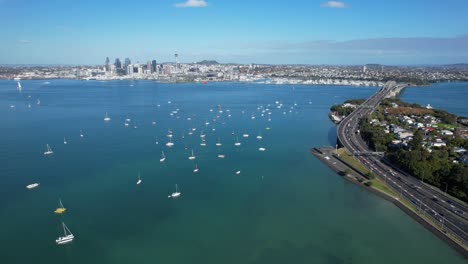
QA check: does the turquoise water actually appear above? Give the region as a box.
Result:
[402,82,468,117]
[0,80,465,263]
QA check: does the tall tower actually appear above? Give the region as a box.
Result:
[174,51,179,71]
[105,57,110,72]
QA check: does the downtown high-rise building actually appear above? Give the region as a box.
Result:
[151,60,157,73]
[114,58,122,69]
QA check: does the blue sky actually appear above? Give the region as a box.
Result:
[1,0,467,65]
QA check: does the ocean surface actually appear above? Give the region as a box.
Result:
[0,80,465,264]
[402,82,468,117]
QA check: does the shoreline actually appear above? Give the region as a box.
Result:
[311,147,468,258]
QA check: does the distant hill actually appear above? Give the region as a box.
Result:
[196,60,219,65]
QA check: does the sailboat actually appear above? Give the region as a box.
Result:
[193,164,199,173]
[44,144,54,155]
[17,81,22,93]
[136,172,142,185]
[160,151,166,162]
[63,137,68,144]
[54,199,66,214]
[166,138,174,147]
[200,139,207,147]
[104,112,111,122]
[236,170,241,175]
[55,222,74,245]
[234,137,241,146]
[258,147,266,152]
[26,183,40,189]
[216,138,222,147]
[242,133,249,138]
[256,131,263,140]
[168,184,181,198]
[80,130,84,138]
[188,149,196,160]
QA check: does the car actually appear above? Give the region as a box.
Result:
[431,197,438,202]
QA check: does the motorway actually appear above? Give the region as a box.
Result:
[337,81,468,245]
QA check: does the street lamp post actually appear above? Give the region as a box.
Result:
[442,182,448,194]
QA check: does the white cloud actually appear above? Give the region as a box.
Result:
[175,0,207,8]
[18,40,32,44]
[321,1,347,8]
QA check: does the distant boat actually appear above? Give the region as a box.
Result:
[166,138,174,147]
[193,164,199,173]
[54,198,66,214]
[160,151,166,162]
[258,147,266,152]
[188,149,196,160]
[168,184,181,198]
[26,183,40,189]
[44,144,54,155]
[234,137,241,146]
[256,132,263,140]
[200,140,207,147]
[36,99,41,105]
[236,170,241,175]
[218,154,225,159]
[55,222,74,245]
[63,137,68,145]
[216,138,222,147]
[124,122,129,127]
[104,112,111,122]
[125,116,131,122]
[136,172,142,185]
[426,104,433,109]
[17,81,22,93]
[242,134,249,138]
[80,130,84,138]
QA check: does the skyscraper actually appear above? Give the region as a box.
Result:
[151,60,157,73]
[115,58,122,69]
[124,58,131,69]
[146,61,151,73]
[105,57,110,72]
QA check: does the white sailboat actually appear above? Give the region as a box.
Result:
[26,183,40,189]
[55,222,74,245]
[136,172,142,185]
[80,130,84,138]
[160,151,166,162]
[193,164,199,173]
[104,112,111,122]
[258,147,266,152]
[235,170,241,175]
[44,144,54,155]
[188,149,196,160]
[234,137,241,146]
[168,184,181,198]
[200,140,207,147]
[216,138,222,147]
[17,81,22,93]
[217,154,225,159]
[242,133,249,138]
[63,137,68,144]
[166,138,174,147]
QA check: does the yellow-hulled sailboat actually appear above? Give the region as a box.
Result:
[54,199,66,214]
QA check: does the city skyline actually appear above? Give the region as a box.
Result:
[1,0,468,65]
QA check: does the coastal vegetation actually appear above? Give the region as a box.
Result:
[330,99,365,117]
[364,99,468,201]
[331,98,468,202]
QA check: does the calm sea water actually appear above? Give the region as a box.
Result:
[0,80,465,264]
[402,82,468,117]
